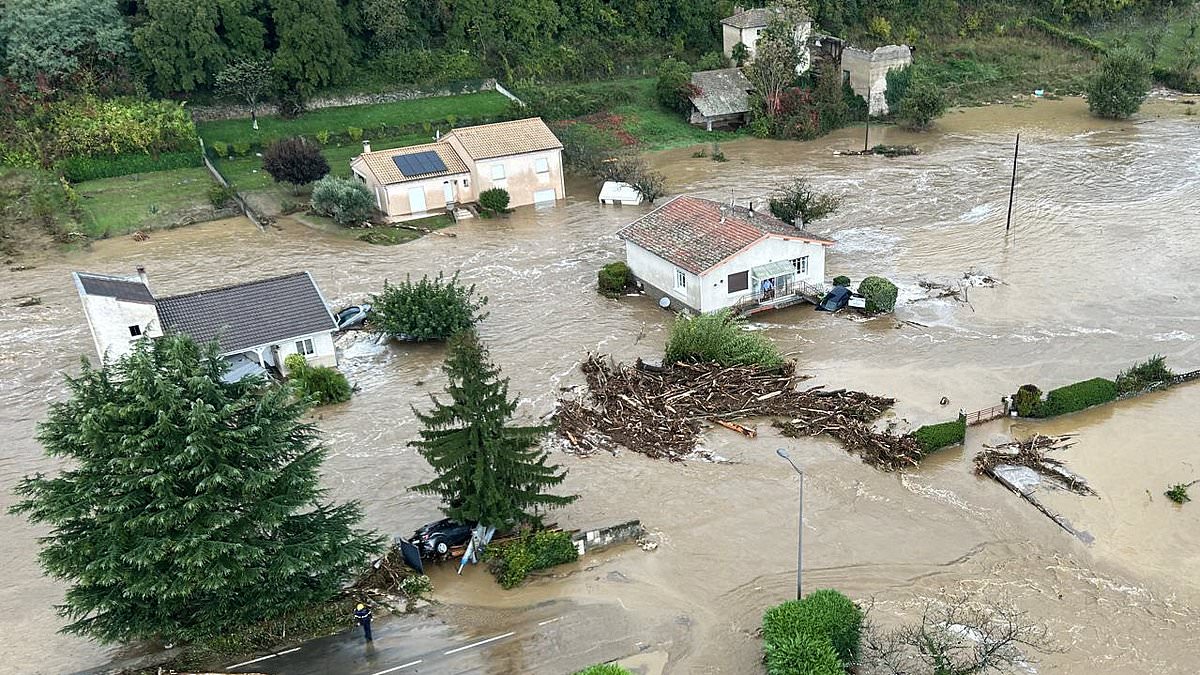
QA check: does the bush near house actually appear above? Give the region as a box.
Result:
[311,175,373,225]
[912,414,967,454]
[485,530,578,589]
[1013,384,1042,418]
[665,310,783,368]
[858,276,899,314]
[832,275,851,287]
[263,137,330,186]
[284,354,352,406]
[597,261,631,297]
[479,187,510,215]
[762,589,863,674]
[368,272,488,341]
[1037,377,1118,418]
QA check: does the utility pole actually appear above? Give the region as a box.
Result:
[863,85,871,153]
[1005,133,1020,232]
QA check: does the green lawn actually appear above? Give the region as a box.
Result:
[197,91,512,146]
[920,34,1099,104]
[76,167,215,238]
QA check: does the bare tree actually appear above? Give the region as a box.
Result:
[768,176,842,226]
[596,154,667,203]
[858,593,1060,675]
[215,58,274,130]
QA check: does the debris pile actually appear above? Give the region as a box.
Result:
[974,434,1094,495]
[555,354,917,468]
[350,546,418,594]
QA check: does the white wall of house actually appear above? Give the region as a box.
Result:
[722,22,812,71]
[699,237,827,312]
[441,140,566,210]
[244,330,337,375]
[78,294,162,363]
[380,173,471,222]
[625,240,703,311]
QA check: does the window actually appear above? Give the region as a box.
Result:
[675,268,687,290]
[727,271,749,293]
[534,157,550,174]
[842,69,851,84]
[128,325,142,337]
[792,256,809,275]
[295,338,315,356]
[491,163,506,180]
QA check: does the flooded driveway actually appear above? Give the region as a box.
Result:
[2,98,1198,673]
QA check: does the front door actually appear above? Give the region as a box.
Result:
[408,187,427,214]
[443,181,455,205]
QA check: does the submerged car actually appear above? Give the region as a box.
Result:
[411,518,474,558]
[335,303,371,330]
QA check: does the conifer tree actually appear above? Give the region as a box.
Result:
[411,331,576,527]
[10,335,380,643]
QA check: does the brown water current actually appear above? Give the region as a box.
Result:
[2,98,1199,673]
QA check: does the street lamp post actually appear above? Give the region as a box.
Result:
[776,448,803,600]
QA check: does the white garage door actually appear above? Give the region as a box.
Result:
[407,187,427,214]
[533,189,557,204]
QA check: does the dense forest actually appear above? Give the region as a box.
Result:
[1,0,1195,102]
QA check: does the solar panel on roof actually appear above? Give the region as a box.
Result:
[393,150,447,177]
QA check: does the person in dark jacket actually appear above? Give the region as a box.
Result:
[354,603,373,641]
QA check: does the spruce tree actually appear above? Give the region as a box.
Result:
[10,335,380,644]
[411,331,576,527]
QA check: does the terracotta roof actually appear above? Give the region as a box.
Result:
[444,117,562,160]
[75,272,154,304]
[690,68,753,117]
[721,6,808,28]
[617,195,833,274]
[155,272,336,354]
[356,142,470,185]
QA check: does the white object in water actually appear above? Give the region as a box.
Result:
[599,181,643,206]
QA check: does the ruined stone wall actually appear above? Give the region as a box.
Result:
[841,45,912,116]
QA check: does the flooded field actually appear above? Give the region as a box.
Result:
[1,98,1198,674]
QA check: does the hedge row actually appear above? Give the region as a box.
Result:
[762,589,862,675]
[1027,18,1108,55]
[912,414,966,454]
[56,150,204,183]
[1018,377,1118,418]
[485,530,578,589]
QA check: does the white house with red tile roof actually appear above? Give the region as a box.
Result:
[617,195,833,313]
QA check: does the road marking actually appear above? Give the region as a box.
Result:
[370,659,423,675]
[443,631,516,655]
[537,617,562,626]
[227,651,283,669]
[277,647,301,656]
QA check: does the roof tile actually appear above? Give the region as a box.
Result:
[358,142,469,185]
[445,117,562,160]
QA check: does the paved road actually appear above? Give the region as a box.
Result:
[228,602,643,675]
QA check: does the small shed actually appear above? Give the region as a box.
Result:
[688,68,754,131]
[599,181,643,206]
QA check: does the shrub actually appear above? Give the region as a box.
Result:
[284,354,352,406]
[1115,355,1173,395]
[211,141,229,158]
[665,311,783,368]
[311,175,374,225]
[479,187,510,215]
[347,127,364,142]
[858,276,898,314]
[48,97,197,158]
[769,177,842,225]
[368,272,488,341]
[898,77,948,130]
[912,414,967,454]
[832,275,851,287]
[1014,384,1042,417]
[1039,378,1118,417]
[232,141,251,157]
[574,665,632,675]
[656,59,694,115]
[486,530,578,589]
[1087,47,1151,119]
[1165,483,1192,504]
[55,150,203,182]
[316,129,331,145]
[764,631,842,675]
[555,122,621,176]
[762,589,862,672]
[885,66,913,113]
[598,261,631,297]
[697,51,730,70]
[208,184,238,208]
[868,16,892,41]
[262,137,329,186]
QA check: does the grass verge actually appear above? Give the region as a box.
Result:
[197,92,512,146]
[357,214,455,245]
[75,167,218,239]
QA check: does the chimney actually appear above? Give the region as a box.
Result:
[135,265,150,291]
[362,140,371,154]
[749,200,756,215]
[435,129,441,141]
[734,5,744,14]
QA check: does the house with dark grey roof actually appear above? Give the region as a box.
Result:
[350,117,565,223]
[721,5,812,72]
[73,268,338,378]
[688,68,754,130]
[617,195,833,314]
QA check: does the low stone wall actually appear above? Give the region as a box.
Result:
[571,519,645,554]
[190,79,499,122]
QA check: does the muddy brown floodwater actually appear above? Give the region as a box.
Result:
[2,98,1199,674]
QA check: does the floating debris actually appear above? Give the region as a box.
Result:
[975,434,1094,542]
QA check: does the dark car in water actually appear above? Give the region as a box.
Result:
[411,518,474,558]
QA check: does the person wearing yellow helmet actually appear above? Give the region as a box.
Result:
[353,603,373,641]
